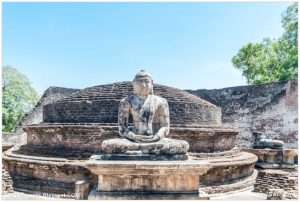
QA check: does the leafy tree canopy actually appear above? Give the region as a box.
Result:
[232,3,298,84]
[2,66,40,132]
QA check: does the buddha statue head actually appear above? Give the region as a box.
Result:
[133,70,153,96]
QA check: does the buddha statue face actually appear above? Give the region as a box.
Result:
[133,70,153,96]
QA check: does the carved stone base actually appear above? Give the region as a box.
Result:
[86,157,210,200]
[244,148,298,169]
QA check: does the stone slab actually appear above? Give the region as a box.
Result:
[95,153,188,161]
[98,174,200,192]
[88,188,210,200]
[87,156,210,175]
[248,148,284,154]
[256,163,297,169]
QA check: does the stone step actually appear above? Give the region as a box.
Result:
[11,175,75,194]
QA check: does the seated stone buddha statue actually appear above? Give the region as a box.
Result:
[102,70,189,157]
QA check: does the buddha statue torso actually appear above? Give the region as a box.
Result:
[119,94,170,142]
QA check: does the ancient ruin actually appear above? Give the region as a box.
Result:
[245,131,297,169]
[241,131,298,199]
[254,169,298,199]
[2,70,264,199]
[187,80,298,149]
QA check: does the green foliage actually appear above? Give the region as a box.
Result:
[232,3,298,84]
[282,3,298,45]
[2,66,40,132]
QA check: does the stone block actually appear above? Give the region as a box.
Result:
[75,180,90,200]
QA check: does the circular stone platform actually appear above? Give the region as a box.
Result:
[193,151,258,194]
[2,147,96,195]
[3,146,257,196]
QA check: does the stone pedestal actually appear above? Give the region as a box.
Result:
[244,148,298,169]
[86,155,210,200]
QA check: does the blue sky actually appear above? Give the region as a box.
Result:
[3,2,292,95]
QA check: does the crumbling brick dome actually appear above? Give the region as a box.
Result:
[43,82,222,126]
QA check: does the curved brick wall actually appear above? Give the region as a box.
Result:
[187,80,298,149]
[43,82,221,125]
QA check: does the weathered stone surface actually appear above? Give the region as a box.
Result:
[2,148,97,194]
[98,174,199,192]
[254,169,298,198]
[88,189,203,200]
[2,145,15,195]
[200,169,258,195]
[195,151,257,188]
[170,125,238,152]
[24,123,238,154]
[98,154,188,161]
[75,180,90,200]
[14,87,80,145]
[283,149,298,164]
[2,168,14,195]
[102,138,189,155]
[43,82,221,126]
[24,123,119,156]
[253,131,284,149]
[86,158,210,192]
[187,80,298,149]
[245,148,297,169]
[267,189,286,200]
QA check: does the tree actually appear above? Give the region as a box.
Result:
[232,3,298,84]
[2,66,39,132]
